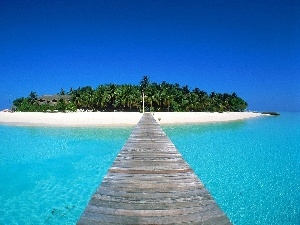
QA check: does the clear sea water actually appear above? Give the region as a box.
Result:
[0,112,299,225]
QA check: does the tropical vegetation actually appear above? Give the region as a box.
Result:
[13,76,248,112]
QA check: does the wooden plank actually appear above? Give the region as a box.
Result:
[77,113,231,224]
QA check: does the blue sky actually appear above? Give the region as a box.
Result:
[1,0,299,111]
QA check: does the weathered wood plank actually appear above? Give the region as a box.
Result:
[77,113,231,224]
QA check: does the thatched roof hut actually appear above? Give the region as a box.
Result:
[38,95,71,105]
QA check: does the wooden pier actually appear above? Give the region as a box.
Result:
[77,113,231,224]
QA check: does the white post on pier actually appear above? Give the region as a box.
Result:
[142,92,145,114]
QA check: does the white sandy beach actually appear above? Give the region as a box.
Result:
[0,111,262,127]
[153,112,263,125]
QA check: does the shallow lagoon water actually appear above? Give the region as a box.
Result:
[0,112,299,224]
[164,112,300,225]
[0,126,132,224]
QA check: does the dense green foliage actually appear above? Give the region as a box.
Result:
[13,77,248,112]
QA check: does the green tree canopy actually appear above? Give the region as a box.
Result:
[13,77,248,112]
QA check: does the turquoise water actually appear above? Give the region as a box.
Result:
[164,112,300,225]
[0,126,132,225]
[0,113,299,224]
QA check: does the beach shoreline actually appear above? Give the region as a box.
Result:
[153,112,263,125]
[0,111,263,127]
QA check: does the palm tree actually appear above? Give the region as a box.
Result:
[13,76,249,112]
[28,91,38,104]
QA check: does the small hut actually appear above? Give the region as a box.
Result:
[38,95,71,106]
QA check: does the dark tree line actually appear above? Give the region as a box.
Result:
[13,76,248,112]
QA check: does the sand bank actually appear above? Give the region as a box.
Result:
[0,111,262,127]
[0,112,141,127]
[154,112,262,125]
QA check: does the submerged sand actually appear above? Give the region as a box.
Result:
[0,111,262,127]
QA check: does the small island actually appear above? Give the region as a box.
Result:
[12,76,248,113]
[261,112,280,116]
